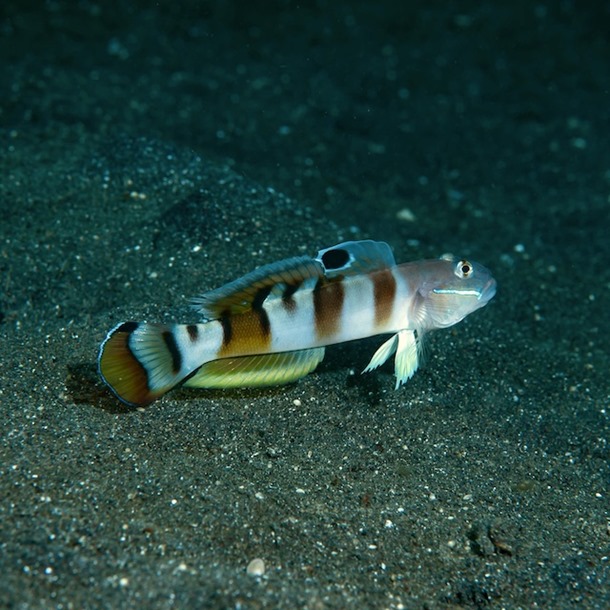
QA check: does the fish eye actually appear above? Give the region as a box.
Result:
[455,260,473,279]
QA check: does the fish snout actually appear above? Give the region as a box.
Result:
[479,277,497,302]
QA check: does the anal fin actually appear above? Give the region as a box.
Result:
[184,347,326,389]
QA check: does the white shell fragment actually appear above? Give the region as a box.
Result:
[246,558,266,576]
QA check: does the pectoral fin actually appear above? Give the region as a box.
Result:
[184,347,326,389]
[363,334,399,373]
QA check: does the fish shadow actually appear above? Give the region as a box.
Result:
[67,362,291,414]
[68,336,391,414]
[66,362,137,414]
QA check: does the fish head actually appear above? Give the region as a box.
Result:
[413,257,496,330]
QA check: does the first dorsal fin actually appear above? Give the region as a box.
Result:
[315,240,396,278]
[191,255,324,320]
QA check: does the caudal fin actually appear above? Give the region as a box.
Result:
[98,322,190,407]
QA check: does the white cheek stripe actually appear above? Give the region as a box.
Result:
[433,288,481,297]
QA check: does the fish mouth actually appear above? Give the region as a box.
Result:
[479,277,497,302]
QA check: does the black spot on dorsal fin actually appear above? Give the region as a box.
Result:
[321,248,350,270]
[315,240,396,278]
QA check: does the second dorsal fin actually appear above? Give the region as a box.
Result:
[191,255,324,320]
[191,240,397,321]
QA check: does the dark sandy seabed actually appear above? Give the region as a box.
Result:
[1,1,609,608]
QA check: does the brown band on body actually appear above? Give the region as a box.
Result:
[313,278,345,339]
[252,285,272,337]
[186,324,199,342]
[372,268,397,328]
[218,309,272,357]
[281,281,301,312]
[162,330,182,374]
[220,312,233,347]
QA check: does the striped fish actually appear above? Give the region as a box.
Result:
[98,240,496,407]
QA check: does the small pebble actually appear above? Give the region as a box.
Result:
[246,558,265,576]
[396,207,416,222]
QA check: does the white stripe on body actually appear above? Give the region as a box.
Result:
[329,275,376,343]
[173,322,224,374]
[382,266,415,334]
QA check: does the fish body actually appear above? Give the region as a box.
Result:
[98,240,496,406]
